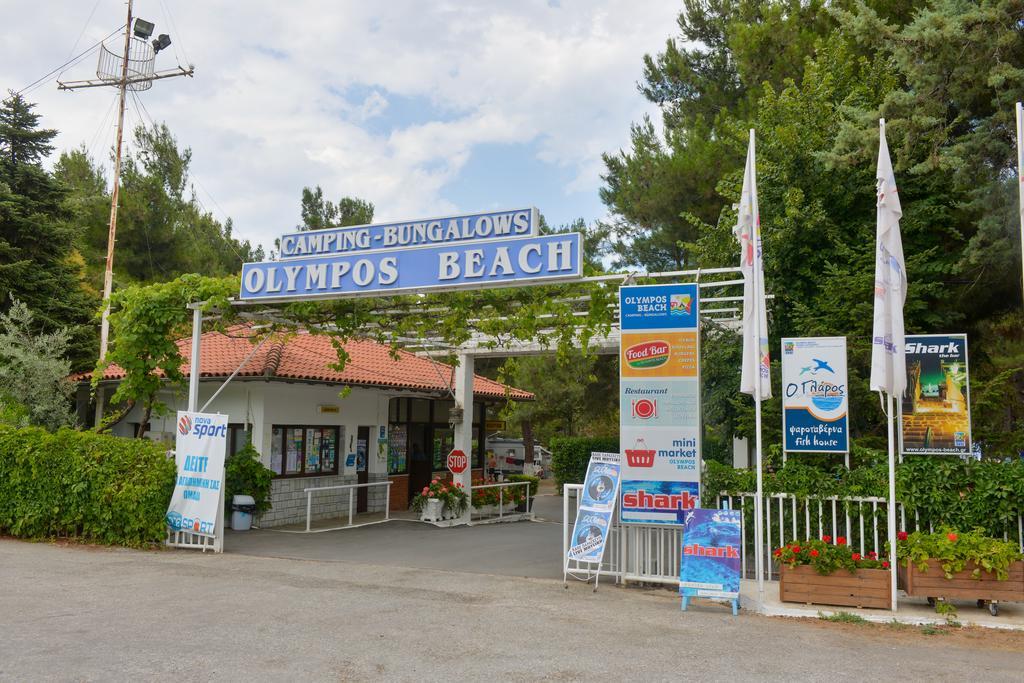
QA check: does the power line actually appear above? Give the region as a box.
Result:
[10,26,124,101]
[59,0,104,79]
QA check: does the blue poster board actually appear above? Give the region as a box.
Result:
[565,453,621,582]
[679,508,742,615]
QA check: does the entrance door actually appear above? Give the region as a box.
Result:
[407,424,432,503]
[357,426,370,513]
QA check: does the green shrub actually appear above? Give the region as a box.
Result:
[550,436,618,492]
[506,473,540,497]
[224,442,274,515]
[0,425,176,547]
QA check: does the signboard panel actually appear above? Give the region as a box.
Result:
[278,207,539,258]
[781,337,849,453]
[566,452,621,564]
[679,508,742,600]
[240,232,582,301]
[166,412,227,537]
[901,334,971,455]
[618,283,701,525]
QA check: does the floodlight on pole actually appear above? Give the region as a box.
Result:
[153,34,172,54]
[133,18,154,39]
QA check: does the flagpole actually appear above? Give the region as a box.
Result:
[1016,102,1024,308]
[886,392,898,611]
[750,129,766,604]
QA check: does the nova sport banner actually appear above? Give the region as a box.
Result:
[619,283,701,525]
[781,337,849,453]
[901,334,972,455]
[679,508,742,601]
[567,452,621,564]
[166,412,228,537]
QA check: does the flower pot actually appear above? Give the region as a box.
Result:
[779,563,892,610]
[420,498,443,522]
[898,559,1024,603]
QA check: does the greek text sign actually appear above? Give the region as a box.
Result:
[278,207,538,258]
[619,283,701,525]
[567,452,621,564]
[781,337,849,453]
[679,508,742,600]
[240,233,582,301]
[166,412,227,537]
[901,334,971,455]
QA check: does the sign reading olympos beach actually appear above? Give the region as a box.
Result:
[618,283,701,525]
[781,337,849,454]
[901,334,972,455]
[240,208,582,301]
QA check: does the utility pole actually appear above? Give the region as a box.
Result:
[58,2,194,425]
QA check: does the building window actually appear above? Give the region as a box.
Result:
[269,425,340,477]
[228,424,251,456]
[388,423,408,475]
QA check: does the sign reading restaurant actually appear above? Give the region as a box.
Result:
[240,207,582,301]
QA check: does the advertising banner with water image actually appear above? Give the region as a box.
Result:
[900,334,971,455]
[679,508,742,600]
[781,337,849,453]
[567,452,621,564]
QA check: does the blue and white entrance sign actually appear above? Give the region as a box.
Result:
[566,452,621,565]
[679,508,742,602]
[240,232,582,301]
[781,337,849,453]
[619,283,701,525]
[278,207,539,258]
[166,411,227,537]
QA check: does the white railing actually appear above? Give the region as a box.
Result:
[470,481,533,523]
[303,481,392,532]
[563,485,1024,585]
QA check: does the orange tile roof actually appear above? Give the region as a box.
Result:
[82,327,532,400]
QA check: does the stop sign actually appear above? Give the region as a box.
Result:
[447,449,468,474]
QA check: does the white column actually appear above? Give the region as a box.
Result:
[453,353,474,524]
[188,306,202,412]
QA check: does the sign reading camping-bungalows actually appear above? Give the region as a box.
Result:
[618,283,701,525]
[240,207,583,301]
[781,337,849,454]
[166,411,227,537]
[901,334,971,455]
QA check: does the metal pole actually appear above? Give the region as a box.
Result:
[887,393,898,612]
[306,492,312,532]
[94,0,133,426]
[187,306,202,412]
[749,129,767,604]
[1017,102,1024,308]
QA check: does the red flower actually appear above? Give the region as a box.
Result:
[947,532,958,542]
[791,545,801,553]
[897,531,908,541]
[774,549,782,557]
[421,487,429,495]
[821,535,832,543]
[868,551,877,559]
[852,553,861,561]
[809,549,819,558]
[881,561,890,569]
[836,536,847,545]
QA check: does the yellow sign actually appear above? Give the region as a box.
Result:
[620,331,698,378]
[318,405,340,414]
[485,420,506,431]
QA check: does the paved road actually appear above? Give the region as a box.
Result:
[2,539,1021,681]
[227,493,566,579]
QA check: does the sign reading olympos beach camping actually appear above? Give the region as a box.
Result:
[679,508,742,601]
[239,208,582,300]
[781,337,849,453]
[618,283,701,525]
[166,412,228,537]
[566,452,621,565]
[901,334,972,455]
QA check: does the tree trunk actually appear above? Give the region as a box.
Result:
[522,419,534,464]
[136,400,153,438]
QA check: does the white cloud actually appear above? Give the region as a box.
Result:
[0,0,678,251]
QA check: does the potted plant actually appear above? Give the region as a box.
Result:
[411,479,467,522]
[224,442,274,528]
[471,481,499,515]
[896,528,1024,615]
[775,536,892,609]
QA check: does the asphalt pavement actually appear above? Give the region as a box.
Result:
[2,537,1022,681]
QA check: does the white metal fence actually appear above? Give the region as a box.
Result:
[470,481,534,523]
[564,485,1024,585]
[303,481,392,532]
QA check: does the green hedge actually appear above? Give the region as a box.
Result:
[505,473,540,497]
[550,436,619,492]
[0,426,176,547]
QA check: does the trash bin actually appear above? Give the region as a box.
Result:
[231,494,257,531]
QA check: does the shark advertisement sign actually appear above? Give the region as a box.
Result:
[781,337,849,453]
[618,283,701,525]
[901,334,972,455]
[679,508,742,601]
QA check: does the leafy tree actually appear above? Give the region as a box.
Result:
[299,185,374,230]
[0,90,56,165]
[0,299,75,430]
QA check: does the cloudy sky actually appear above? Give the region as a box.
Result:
[1,1,678,253]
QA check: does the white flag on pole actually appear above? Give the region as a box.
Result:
[869,119,907,397]
[735,130,771,399]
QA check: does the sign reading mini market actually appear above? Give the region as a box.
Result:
[240,208,582,301]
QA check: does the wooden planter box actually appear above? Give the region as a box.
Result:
[898,559,1024,603]
[779,564,892,610]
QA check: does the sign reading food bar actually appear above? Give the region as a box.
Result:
[618,283,701,525]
